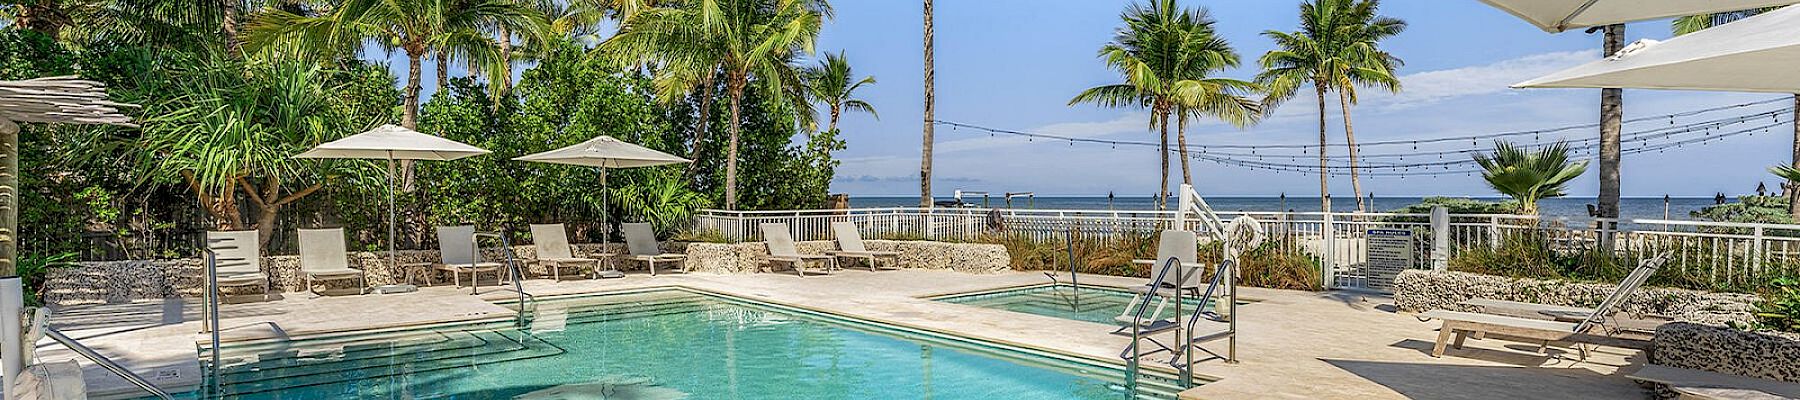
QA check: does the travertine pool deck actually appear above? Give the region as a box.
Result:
[44,269,1650,399]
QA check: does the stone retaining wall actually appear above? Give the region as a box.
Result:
[42,240,1006,306]
[1646,323,1800,398]
[683,240,1009,274]
[1391,270,1760,326]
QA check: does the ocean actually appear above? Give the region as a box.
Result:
[842,195,1727,226]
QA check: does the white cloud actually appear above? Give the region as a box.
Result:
[1372,50,1596,109]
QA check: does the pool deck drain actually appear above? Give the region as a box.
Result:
[46,269,1648,399]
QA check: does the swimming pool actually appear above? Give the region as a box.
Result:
[187,289,1187,399]
[932,284,1226,325]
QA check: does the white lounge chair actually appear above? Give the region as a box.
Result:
[430,225,503,291]
[1420,253,1672,360]
[621,223,686,276]
[297,228,365,295]
[206,230,270,299]
[530,224,606,281]
[824,222,901,271]
[1458,253,1673,337]
[760,223,836,277]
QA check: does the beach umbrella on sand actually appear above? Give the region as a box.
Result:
[295,124,490,279]
[1515,5,1800,93]
[514,136,691,259]
[1478,0,1800,33]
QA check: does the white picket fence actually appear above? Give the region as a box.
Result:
[693,207,1800,292]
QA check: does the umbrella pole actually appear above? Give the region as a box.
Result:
[387,155,397,285]
[601,168,609,250]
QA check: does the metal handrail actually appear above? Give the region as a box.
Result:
[473,232,532,328]
[200,239,229,397]
[1122,256,1183,397]
[41,328,174,400]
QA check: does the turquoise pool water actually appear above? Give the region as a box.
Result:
[933,284,1219,325]
[190,289,1185,399]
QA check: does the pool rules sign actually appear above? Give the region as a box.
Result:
[1366,229,1414,290]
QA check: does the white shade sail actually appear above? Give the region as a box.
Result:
[513,135,690,168]
[1514,5,1800,93]
[294,124,490,160]
[1479,0,1800,33]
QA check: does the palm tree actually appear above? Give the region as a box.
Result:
[1676,9,1798,218]
[606,0,828,209]
[1256,0,1399,213]
[803,50,878,136]
[1473,141,1589,215]
[1328,0,1404,212]
[920,0,934,208]
[1071,0,1253,210]
[242,0,540,131]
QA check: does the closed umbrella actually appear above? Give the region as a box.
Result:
[514,135,690,259]
[295,124,490,278]
[1478,0,1800,33]
[1515,5,1800,93]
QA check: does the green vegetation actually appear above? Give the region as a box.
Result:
[1690,196,1795,225]
[1449,231,1800,295]
[1472,141,1587,215]
[1755,278,1800,332]
[988,232,1322,292]
[1,0,848,258]
[1070,0,1261,209]
[17,252,74,306]
[1388,197,1518,215]
[1257,0,1405,212]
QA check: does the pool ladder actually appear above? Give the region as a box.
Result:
[473,232,536,330]
[1121,256,1239,396]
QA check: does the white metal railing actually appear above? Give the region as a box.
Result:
[694,207,1800,291]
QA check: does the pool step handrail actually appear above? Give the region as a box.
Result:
[473,231,535,330]
[1172,260,1239,371]
[41,328,174,400]
[1123,256,1190,396]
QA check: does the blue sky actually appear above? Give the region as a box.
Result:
[408,0,1789,198]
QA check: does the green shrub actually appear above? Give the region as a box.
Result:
[18,253,76,307]
[1388,197,1518,215]
[982,232,1323,291]
[1691,195,1795,225]
[1754,278,1800,332]
[671,229,735,244]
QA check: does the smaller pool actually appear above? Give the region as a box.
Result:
[933,284,1227,325]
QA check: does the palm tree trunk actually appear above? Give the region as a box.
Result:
[725,76,746,210]
[1339,90,1365,212]
[437,51,449,90]
[498,25,514,93]
[1177,111,1192,186]
[1598,24,1624,222]
[403,52,423,130]
[690,72,716,163]
[1315,84,1331,213]
[403,50,425,191]
[220,0,238,51]
[1790,94,1799,218]
[828,106,841,134]
[920,0,936,208]
[1157,109,1171,211]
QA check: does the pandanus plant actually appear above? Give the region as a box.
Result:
[1473,141,1589,215]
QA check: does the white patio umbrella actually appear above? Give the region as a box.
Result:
[513,135,690,252]
[1479,0,1800,33]
[1515,5,1800,93]
[295,124,491,276]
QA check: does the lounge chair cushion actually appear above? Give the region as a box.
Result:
[826,250,901,257]
[1627,365,1800,399]
[438,262,502,271]
[215,274,267,287]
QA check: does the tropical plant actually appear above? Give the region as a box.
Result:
[614,170,710,236]
[1691,194,1795,225]
[802,50,876,136]
[1257,0,1404,213]
[1071,0,1258,209]
[1755,278,1800,332]
[1472,141,1588,215]
[139,57,369,248]
[242,0,542,131]
[17,252,75,306]
[604,0,828,210]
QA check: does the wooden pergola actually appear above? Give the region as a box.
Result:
[0,76,137,275]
